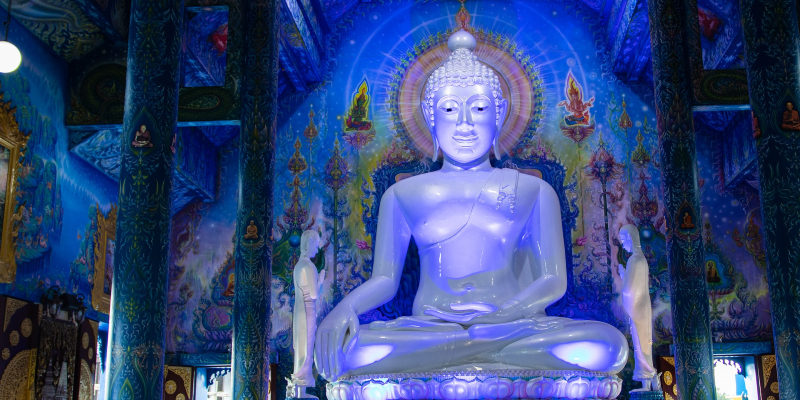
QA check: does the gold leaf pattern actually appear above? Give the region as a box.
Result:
[20,319,31,338]
[9,331,19,347]
[0,350,31,399]
[762,355,776,386]
[167,366,192,396]
[164,380,176,395]
[3,299,26,331]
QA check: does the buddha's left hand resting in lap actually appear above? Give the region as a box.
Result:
[314,30,628,382]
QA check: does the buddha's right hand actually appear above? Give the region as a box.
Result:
[315,305,359,381]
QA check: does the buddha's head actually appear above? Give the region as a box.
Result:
[422,30,508,163]
[300,230,320,258]
[619,224,641,253]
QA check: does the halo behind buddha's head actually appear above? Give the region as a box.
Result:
[397,28,535,160]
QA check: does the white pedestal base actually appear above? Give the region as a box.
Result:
[326,370,623,400]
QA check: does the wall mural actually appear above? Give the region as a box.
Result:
[269,1,668,397]
[166,140,238,354]
[153,1,771,399]
[0,12,119,323]
[696,0,746,70]
[694,110,772,342]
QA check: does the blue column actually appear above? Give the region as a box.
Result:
[105,0,183,399]
[232,0,279,397]
[646,0,716,398]
[739,0,800,397]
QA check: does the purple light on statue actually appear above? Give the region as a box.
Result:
[551,341,612,371]
[348,344,394,369]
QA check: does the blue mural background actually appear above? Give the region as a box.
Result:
[0,7,119,323]
[166,139,239,354]
[153,1,771,399]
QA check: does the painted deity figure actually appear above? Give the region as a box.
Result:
[131,124,153,148]
[314,30,628,382]
[290,231,326,398]
[345,81,373,131]
[680,212,695,229]
[618,225,658,391]
[557,73,594,126]
[781,101,800,131]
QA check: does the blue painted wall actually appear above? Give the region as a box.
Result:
[0,8,119,322]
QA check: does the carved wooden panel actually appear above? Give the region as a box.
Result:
[658,356,677,400]
[164,365,193,400]
[72,319,98,400]
[0,296,40,400]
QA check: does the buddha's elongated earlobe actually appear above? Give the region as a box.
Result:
[432,136,440,162]
[493,133,502,159]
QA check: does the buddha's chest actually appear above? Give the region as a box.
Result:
[395,171,531,247]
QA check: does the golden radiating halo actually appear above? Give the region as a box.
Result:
[397,40,534,158]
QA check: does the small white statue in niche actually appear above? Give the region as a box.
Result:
[288,230,325,399]
[618,224,660,392]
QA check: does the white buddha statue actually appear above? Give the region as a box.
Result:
[289,230,325,399]
[618,225,658,391]
[314,29,628,382]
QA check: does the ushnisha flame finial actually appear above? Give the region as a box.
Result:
[424,29,504,127]
[456,0,470,30]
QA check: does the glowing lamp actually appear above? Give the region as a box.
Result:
[0,0,21,73]
[0,41,21,73]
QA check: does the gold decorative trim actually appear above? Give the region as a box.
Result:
[4,298,26,331]
[8,330,18,346]
[166,366,193,396]
[762,355,776,387]
[664,356,675,367]
[0,86,30,283]
[165,380,177,395]
[92,205,116,314]
[20,318,31,338]
[79,360,93,400]
[0,349,31,398]
[82,332,89,349]
[663,371,673,386]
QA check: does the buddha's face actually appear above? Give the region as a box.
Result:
[425,83,507,164]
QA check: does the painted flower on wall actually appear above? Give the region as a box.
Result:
[586,141,622,183]
[342,129,375,151]
[324,139,350,191]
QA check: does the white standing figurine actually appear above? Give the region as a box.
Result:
[289,230,325,399]
[618,225,658,392]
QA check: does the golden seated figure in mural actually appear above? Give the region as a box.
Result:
[131,124,153,148]
[781,102,800,131]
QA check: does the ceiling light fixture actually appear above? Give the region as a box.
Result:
[0,0,21,74]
